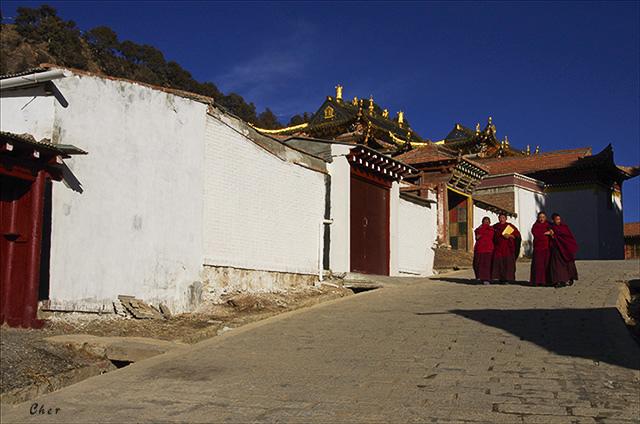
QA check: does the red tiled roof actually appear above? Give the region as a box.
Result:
[396,144,456,164]
[476,147,592,175]
[624,222,640,238]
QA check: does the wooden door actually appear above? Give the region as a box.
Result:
[0,173,45,328]
[350,174,390,275]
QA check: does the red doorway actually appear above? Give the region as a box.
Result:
[1,132,86,328]
[350,171,390,275]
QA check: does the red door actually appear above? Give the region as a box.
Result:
[0,172,45,328]
[350,173,390,275]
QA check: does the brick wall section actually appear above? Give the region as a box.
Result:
[203,114,326,276]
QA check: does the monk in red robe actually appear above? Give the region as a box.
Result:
[549,213,579,287]
[530,212,553,286]
[473,217,494,285]
[492,213,521,282]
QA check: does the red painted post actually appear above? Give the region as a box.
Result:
[23,170,45,328]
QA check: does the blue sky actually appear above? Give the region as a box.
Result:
[3,1,639,222]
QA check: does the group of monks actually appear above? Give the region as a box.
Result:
[473,212,579,287]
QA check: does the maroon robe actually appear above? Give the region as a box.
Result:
[492,222,521,281]
[549,223,579,284]
[473,223,494,281]
[530,221,551,285]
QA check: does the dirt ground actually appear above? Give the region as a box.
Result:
[1,285,352,396]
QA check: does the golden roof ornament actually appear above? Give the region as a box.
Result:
[488,116,493,125]
[535,145,540,154]
[526,144,531,155]
[368,95,374,114]
[504,135,509,146]
[382,109,389,119]
[352,96,358,106]
[335,84,343,101]
[397,111,404,126]
[475,123,481,134]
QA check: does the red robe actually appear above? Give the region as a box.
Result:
[549,223,579,283]
[473,223,494,281]
[530,221,551,285]
[492,222,521,281]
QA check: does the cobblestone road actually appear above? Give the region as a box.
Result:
[2,260,639,423]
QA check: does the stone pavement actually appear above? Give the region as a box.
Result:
[2,260,639,424]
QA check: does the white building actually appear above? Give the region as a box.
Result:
[1,67,438,324]
[0,67,327,315]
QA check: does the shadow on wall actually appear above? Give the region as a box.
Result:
[450,308,640,370]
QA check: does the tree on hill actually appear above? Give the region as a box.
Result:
[7,5,284,128]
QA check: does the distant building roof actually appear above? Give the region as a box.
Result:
[624,222,640,238]
[476,147,593,174]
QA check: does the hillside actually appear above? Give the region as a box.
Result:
[0,5,309,128]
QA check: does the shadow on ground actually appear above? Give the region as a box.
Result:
[434,277,533,287]
[450,307,640,370]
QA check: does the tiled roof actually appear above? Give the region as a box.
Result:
[476,147,593,175]
[472,191,515,215]
[396,144,457,164]
[0,131,87,156]
[0,67,48,80]
[624,222,640,238]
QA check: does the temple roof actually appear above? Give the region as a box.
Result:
[436,118,525,158]
[252,87,426,152]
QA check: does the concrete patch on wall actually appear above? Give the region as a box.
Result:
[201,266,318,302]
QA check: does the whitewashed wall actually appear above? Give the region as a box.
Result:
[473,205,500,230]
[203,113,326,276]
[1,72,209,313]
[397,197,437,276]
[515,187,547,257]
[547,186,623,259]
[1,85,55,140]
[327,144,352,274]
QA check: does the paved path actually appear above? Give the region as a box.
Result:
[2,261,639,423]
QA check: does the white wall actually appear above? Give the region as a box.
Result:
[398,197,437,276]
[203,113,326,275]
[473,205,500,230]
[327,144,352,274]
[1,73,208,313]
[547,185,623,259]
[1,85,55,140]
[515,187,547,257]
[546,187,598,259]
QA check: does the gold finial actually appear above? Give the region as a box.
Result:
[397,111,404,126]
[501,139,505,148]
[504,135,509,146]
[475,123,481,134]
[456,123,462,130]
[535,145,540,154]
[407,130,412,141]
[488,116,493,125]
[382,109,389,119]
[368,95,374,114]
[352,96,358,106]
[335,84,343,101]
[526,144,530,155]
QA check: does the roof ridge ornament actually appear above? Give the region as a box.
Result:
[535,145,540,154]
[397,111,404,127]
[382,108,389,119]
[352,96,358,106]
[368,95,374,114]
[335,84,343,101]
